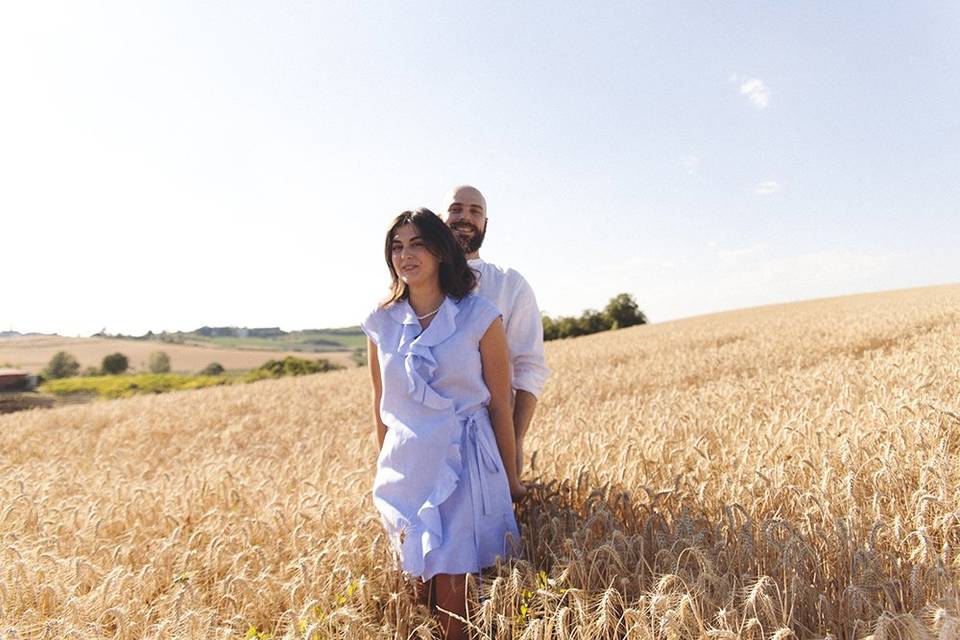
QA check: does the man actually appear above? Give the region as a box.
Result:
[441,185,550,476]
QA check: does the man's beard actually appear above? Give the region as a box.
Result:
[451,220,486,254]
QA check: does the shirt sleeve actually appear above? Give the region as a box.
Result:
[471,294,503,341]
[504,273,550,398]
[359,307,383,346]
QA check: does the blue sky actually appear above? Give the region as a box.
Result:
[2,2,958,336]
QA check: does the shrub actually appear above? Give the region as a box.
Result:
[556,316,587,339]
[604,293,647,329]
[542,315,559,341]
[81,366,102,377]
[200,362,225,376]
[101,353,129,375]
[580,308,614,334]
[148,351,171,374]
[350,347,367,367]
[44,351,80,379]
[248,356,344,380]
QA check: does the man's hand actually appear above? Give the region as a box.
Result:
[510,479,528,502]
[516,438,525,477]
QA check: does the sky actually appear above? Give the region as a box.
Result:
[2,2,958,336]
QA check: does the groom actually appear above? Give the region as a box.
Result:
[441,185,550,476]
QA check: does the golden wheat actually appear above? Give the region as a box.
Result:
[1,284,959,638]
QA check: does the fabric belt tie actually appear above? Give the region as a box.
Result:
[461,410,503,553]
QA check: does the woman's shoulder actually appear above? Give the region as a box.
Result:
[457,291,498,312]
[360,301,403,342]
[361,302,386,325]
[457,293,503,329]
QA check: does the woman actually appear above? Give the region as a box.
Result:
[360,208,526,639]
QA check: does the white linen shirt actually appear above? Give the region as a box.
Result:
[469,257,550,399]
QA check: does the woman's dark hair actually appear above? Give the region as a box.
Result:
[381,208,477,307]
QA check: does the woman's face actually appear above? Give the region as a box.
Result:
[391,223,441,290]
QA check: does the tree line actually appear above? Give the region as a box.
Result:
[44,351,175,379]
[42,350,339,381]
[542,293,646,341]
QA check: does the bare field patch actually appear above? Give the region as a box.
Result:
[0,335,354,374]
[1,284,959,638]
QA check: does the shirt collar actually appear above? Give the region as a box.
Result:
[387,295,461,349]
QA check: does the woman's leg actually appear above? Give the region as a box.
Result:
[433,573,467,640]
[412,575,431,608]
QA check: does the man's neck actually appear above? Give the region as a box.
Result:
[466,252,481,261]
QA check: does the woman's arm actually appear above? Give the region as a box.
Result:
[480,318,527,500]
[367,338,387,451]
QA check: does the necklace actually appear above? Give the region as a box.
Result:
[416,301,444,320]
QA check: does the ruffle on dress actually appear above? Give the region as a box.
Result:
[387,296,459,411]
[388,408,507,577]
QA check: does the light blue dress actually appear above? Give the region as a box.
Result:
[360,292,521,580]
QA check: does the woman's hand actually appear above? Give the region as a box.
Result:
[509,479,527,502]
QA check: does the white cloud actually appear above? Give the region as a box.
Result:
[754,180,781,195]
[739,77,770,109]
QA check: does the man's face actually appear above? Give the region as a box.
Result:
[443,189,487,254]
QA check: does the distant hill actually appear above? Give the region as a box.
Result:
[92,325,366,353]
[4,324,365,352]
[0,331,56,339]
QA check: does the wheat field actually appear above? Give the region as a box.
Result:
[1,284,958,639]
[0,336,354,375]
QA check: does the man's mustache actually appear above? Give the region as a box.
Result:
[452,222,479,233]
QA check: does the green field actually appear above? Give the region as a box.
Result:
[42,373,235,398]
[40,356,346,399]
[187,329,366,352]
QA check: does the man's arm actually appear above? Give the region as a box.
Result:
[513,389,537,441]
[505,274,550,408]
[503,274,550,474]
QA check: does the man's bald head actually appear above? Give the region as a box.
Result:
[442,185,486,216]
[442,185,487,258]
